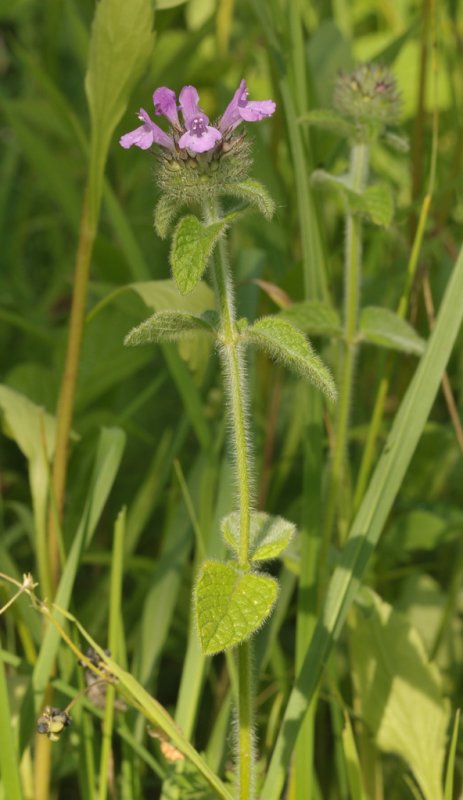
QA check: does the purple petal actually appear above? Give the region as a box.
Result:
[178,125,222,153]
[119,108,174,150]
[178,85,221,152]
[239,100,276,122]
[219,79,276,131]
[153,87,180,127]
[219,79,247,131]
[179,85,203,126]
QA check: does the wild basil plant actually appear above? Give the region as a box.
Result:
[120,80,336,799]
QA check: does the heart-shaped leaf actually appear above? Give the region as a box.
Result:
[222,511,296,562]
[195,561,279,655]
[170,212,239,295]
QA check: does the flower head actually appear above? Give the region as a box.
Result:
[334,64,401,127]
[120,80,275,156]
[119,80,275,203]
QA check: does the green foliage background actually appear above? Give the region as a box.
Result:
[1,0,463,798]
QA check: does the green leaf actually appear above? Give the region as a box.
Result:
[129,279,216,377]
[350,590,449,800]
[195,561,279,655]
[0,385,63,581]
[361,183,394,227]
[298,108,357,139]
[243,317,337,401]
[279,300,342,337]
[311,171,394,226]
[124,310,217,346]
[170,214,231,295]
[85,0,154,167]
[221,511,295,562]
[383,130,410,152]
[153,195,181,239]
[155,0,188,7]
[359,306,425,355]
[224,179,275,220]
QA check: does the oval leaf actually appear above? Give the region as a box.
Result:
[170,215,229,295]
[359,306,426,355]
[221,511,296,562]
[195,561,279,655]
[243,317,337,401]
[124,310,216,346]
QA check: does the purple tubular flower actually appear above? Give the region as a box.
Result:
[119,109,174,151]
[153,87,180,128]
[178,85,222,153]
[219,79,276,132]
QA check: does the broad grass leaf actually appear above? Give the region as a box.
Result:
[350,589,449,800]
[243,317,337,401]
[170,215,231,295]
[279,300,342,337]
[195,561,278,655]
[221,511,295,561]
[125,310,216,346]
[359,306,425,355]
[85,0,154,164]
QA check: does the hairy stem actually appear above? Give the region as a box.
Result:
[204,199,254,798]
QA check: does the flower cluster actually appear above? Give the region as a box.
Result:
[120,81,275,203]
[120,80,275,155]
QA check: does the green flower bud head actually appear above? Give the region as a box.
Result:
[334,63,401,132]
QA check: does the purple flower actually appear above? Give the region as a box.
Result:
[178,86,222,153]
[119,80,275,155]
[219,79,276,133]
[153,87,180,128]
[119,109,174,151]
